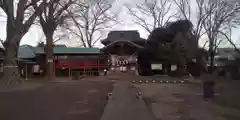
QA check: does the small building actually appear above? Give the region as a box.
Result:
[101,30,146,72]
[17,45,109,78]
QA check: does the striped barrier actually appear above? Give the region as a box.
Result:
[132,80,188,84]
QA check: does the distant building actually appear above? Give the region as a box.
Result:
[214,48,240,66]
[101,30,146,72]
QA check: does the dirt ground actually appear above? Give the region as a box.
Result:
[1,72,240,120]
[135,74,240,120]
[204,78,240,120]
[0,78,113,120]
[190,75,240,120]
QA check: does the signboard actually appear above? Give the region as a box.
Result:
[151,64,162,70]
[33,65,40,73]
[171,65,177,71]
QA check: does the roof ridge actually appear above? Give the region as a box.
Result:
[20,45,37,53]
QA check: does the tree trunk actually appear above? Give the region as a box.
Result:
[45,33,55,81]
[1,39,21,85]
[208,40,215,73]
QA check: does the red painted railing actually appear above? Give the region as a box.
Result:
[55,60,108,69]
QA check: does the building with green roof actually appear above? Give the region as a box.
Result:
[18,45,103,57]
[100,30,146,72]
[17,45,109,77]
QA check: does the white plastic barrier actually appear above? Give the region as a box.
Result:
[122,66,127,72]
[110,67,115,71]
[119,66,123,72]
[131,67,135,71]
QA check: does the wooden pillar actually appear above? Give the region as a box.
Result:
[25,63,28,80]
[97,58,99,73]
[68,68,71,77]
[53,60,55,78]
[119,43,124,56]
[84,58,86,75]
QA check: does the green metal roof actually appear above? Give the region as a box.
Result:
[18,45,102,59]
[18,45,36,59]
[33,46,101,54]
[32,47,44,54]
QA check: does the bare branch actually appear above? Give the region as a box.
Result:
[68,0,119,48]
[202,40,208,49]
[16,0,28,23]
[203,0,240,53]
[174,0,208,42]
[38,0,75,36]
[126,0,176,34]
[218,30,240,55]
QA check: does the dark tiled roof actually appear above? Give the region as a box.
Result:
[216,48,240,58]
[217,48,239,54]
[102,30,146,43]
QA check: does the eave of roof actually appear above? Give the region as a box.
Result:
[101,40,144,51]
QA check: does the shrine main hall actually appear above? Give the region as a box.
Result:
[100,30,146,72]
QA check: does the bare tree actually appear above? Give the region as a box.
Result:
[38,0,75,81]
[126,0,177,34]
[37,27,71,46]
[66,0,119,48]
[173,0,208,43]
[0,0,51,84]
[174,0,240,71]
[218,31,240,55]
[203,0,240,71]
[37,37,63,47]
[37,41,45,47]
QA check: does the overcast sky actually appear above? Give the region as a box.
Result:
[0,0,239,48]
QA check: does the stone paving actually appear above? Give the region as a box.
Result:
[100,81,155,120]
